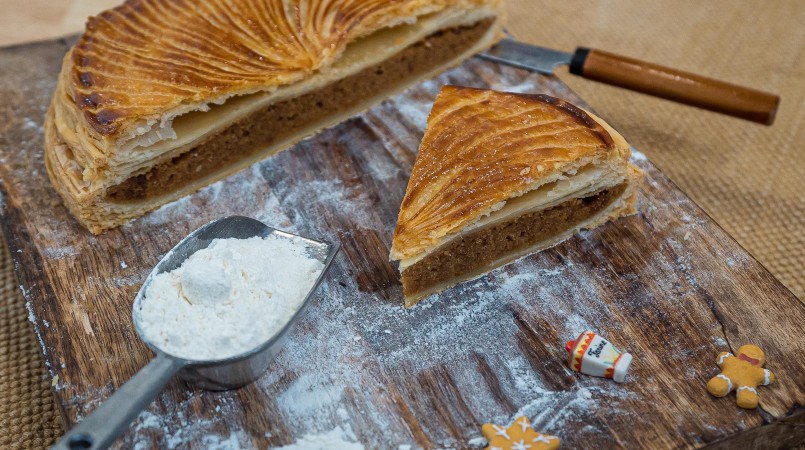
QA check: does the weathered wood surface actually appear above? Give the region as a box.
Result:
[1,38,804,449]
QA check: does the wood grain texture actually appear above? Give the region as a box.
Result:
[0,38,803,449]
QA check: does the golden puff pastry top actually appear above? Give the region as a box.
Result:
[391,86,627,261]
[67,0,499,144]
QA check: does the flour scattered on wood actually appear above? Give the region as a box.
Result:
[261,255,646,447]
[129,397,248,449]
[21,117,42,131]
[467,436,487,447]
[134,163,295,234]
[272,425,364,450]
[278,178,378,231]
[41,246,79,259]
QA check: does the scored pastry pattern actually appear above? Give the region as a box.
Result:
[69,0,493,137]
[391,85,617,260]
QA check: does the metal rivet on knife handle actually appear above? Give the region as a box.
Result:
[569,47,780,125]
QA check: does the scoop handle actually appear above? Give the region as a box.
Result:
[52,353,185,450]
[569,47,780,125]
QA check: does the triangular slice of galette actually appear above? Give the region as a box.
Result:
[391,86,642,307]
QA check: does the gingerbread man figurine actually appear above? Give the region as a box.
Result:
[706,344,775,409]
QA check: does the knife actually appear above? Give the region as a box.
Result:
[479,38,780,125]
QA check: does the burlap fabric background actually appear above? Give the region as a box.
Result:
[1,0,803,447]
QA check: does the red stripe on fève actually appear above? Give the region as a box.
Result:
[606,353,624,378]
[574,333,594,372]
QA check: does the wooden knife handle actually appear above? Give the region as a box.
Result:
[569,47,780,125]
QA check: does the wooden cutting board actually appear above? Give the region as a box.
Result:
[1,38,803,449]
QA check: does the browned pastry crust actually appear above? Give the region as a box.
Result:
[69,0,499,143]
[390,86,642,306]
[45,0,503,233]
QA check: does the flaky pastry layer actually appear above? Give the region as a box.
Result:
[45,1,503,233]
[390,86,633,263]
[400,169,640,306]
[67,0,500,146]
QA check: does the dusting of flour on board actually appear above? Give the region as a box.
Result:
[272,425,364,450]
[128,398,251,450]
[133,68,699,447]
[259,249,652,447]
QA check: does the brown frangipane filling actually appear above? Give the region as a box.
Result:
[401,183,628,297]
[106,18,496,202]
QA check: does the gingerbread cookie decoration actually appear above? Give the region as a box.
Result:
[481,415,560,450]
[706,344,775,409]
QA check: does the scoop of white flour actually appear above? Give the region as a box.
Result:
[135,234,324,360]
[180,256,232,306]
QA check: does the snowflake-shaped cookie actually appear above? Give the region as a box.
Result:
[481,415,560,450]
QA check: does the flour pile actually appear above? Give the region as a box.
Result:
[135,235,324,360]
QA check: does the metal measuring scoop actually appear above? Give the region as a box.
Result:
[53,216,340,450]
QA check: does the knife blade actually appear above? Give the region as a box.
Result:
[479,38,575,75]
[478,38,780,125]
